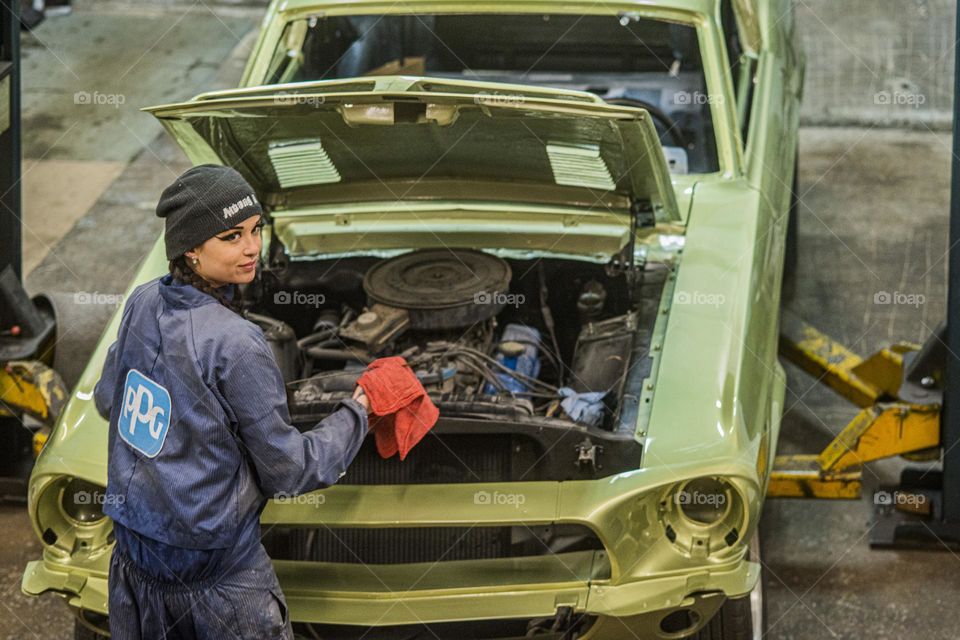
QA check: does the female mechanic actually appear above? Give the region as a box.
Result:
[93,164,371,639]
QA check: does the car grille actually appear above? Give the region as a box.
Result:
[337,433,514,485]
[298,616,598,640]
[262,430,609,565]
[264,525,513,564]
[263,522,605,565]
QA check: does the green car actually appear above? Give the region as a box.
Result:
[22,0,802,638]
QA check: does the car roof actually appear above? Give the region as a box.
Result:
[271,0,718,22]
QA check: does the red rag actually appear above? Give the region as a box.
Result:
[357,356,439,460]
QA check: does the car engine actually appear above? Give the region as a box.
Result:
[245,248,670,440]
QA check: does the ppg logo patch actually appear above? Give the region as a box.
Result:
[119,369,172,458]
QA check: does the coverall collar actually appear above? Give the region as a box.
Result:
[159,273,235,310]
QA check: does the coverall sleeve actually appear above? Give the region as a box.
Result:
[218,327,369,497]
[93,340,120,421]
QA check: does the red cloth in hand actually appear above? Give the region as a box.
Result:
[357,356,439,460]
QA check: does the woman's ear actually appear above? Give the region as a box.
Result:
[184,246,202,261]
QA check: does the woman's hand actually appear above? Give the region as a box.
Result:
[352,385,370,413]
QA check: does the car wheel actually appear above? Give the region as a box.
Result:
[781,154,800,302]
[74,617,108,639]
[689,533,766,640]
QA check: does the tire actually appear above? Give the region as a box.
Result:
[690,533,765,640]
[74,617,108,639]
[781,156,800,302]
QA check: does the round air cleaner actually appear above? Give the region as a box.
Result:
[363,249,512,329]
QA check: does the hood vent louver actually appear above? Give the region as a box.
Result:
[546,142,616,191]
[268,138,341,188]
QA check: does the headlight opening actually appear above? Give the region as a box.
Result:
[660,476,747,558]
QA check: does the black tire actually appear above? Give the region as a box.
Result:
[691,594,755,640]
[781,156,800,302]
[74,617,108,639]
[690,534,765,640]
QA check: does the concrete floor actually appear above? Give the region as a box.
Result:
[5,2,958,639]
[19,0,259,276]
[762,126,953,640]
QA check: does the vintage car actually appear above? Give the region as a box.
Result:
[22,0,802,638]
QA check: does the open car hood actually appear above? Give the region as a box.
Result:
[144,76,679,223]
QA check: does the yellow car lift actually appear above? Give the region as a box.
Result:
[769,309,942,501]
[0,266,68,499]
[0,359,67,457]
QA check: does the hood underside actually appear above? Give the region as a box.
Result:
[144,76,680,223]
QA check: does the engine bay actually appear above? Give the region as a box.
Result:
[244,248,671,442]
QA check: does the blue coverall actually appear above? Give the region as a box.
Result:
[93,273,369,639]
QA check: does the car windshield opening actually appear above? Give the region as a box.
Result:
[265,13,720,174]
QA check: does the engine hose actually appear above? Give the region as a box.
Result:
[297,328,338,349]
[455,355,509,393]
[245,311,287,332]
[455,349,551,392]
[453,346,558,394]
[455,351,557,398]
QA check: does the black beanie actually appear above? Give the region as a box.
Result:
[156,164,263,260]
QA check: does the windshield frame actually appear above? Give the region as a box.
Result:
[240,1,742,179]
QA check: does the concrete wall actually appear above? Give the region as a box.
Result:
[797,0,955,129]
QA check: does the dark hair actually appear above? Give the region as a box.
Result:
[168,255,242,314]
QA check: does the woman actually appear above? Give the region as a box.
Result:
[93,164,371,639]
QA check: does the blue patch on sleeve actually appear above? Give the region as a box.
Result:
[119,369,172,458]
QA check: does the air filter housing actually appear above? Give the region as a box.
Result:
[363,249,512,329]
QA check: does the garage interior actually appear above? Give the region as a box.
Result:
[1,0,957,638]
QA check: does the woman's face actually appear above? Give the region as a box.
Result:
[184,214,263,287]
